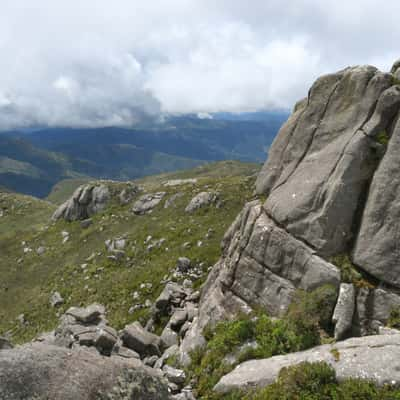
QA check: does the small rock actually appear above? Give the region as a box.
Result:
[80,219,93,229]
[36,246,46,255]
[50,291,64,307]
[163,365,186,385]
[177,257,191,272]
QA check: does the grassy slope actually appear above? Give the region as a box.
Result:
[0,161,260,343]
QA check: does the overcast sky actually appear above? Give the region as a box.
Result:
[0,0,399,129]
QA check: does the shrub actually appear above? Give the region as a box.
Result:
[187,286,337,399]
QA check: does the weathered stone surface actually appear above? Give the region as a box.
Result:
[132,192,166,214]
[164,192,184,209]
[332,283,355,340]
[353,116,400,288]
[52,184,110,221]
[185,191,218,213]
[50,291,64,307]
[163,365,186,385]
[155,282,187,314]
[256,66,395,256]
[215,334,400,393]
[66,303,105,324]
[180,200,340,365]
[119,185,140,205]
[121,321,162,357]
[353,287,400,336]
[0,343,169,400]
[161,326,179,349]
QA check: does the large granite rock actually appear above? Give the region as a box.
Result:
[256,66,398,256]
[0,343,169,400]
[52,184,110,221]
[332,283,355,340]
[179,201,340,364]
[353,115,400,288]
[215,334,400,393]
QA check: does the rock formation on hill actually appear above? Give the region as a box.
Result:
[181,61,400,365]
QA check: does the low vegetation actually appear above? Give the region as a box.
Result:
[0,161,259,343]
[186,285,338,400]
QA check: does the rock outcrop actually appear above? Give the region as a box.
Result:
[52,184,110,221]
[215,334,400,393]
[180,61,400,364]
[0,343,169,400]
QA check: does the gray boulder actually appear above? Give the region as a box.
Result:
[66,303,105,324]
[132,192,166,214]
[215,334,400,393]
[121,321,163,357]
[185,191,218,213]
[50,291,64,307]
[353,115,400,288]
[119,185,140,205]
[332,283,355,340]
[52,184,110,221]
[256,66,396,256]
[0,343,169,400]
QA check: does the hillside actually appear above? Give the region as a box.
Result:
[0,112,286,197]
[0,160,260,344]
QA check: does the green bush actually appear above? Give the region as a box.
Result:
[187,286,338,399]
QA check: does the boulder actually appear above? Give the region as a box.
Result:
[332,283,355,340]
[0,343,169,400]
[163,365,186,385]
[119,185,140,205]
[66,303,105,324]
[132,192,166,214]
[50,291,64,307]
[161,326,179,348]
[185,191,218,213]
[215,334,400,393]
[155,282,187,314]
[256,66,396,256]
[121,321,162,357]
[164,192,184,209]
[353,115,400,288]
[52,184,110,221]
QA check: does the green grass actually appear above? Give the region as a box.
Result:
[0,160,260,343]
[227,362,400,400]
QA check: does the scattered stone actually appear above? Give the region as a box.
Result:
[170,309,188,331]
[185,191,218,213]
[132,192,166,214]
[163,179,197,187]
[143,355,159,367]
[50,291,64,308]
[36,246,46,255]
[163,365,186,385]
[177,257,191,272]
[121,321,162,357]
[161,326,179,349]
[66,304,105,324]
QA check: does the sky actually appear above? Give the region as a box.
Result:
[0,0,399,129]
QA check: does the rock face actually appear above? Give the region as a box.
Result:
[353,115,400,288]
[215,334,400,393]
[256,66,400,256]
[52,184,110,221]
[180,61,400,364]
[0,343,169,400]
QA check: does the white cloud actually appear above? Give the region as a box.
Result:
[0,0,399,129]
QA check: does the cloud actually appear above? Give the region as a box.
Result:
[0,0,399,129]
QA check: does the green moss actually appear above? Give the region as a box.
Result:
[329,254,376,289]
[376,130,390,146]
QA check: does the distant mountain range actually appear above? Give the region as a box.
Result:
[0,111,288,197]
